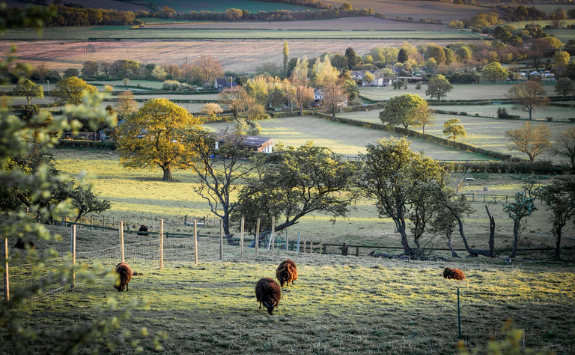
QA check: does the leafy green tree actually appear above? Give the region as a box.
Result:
[283,41,289,76]
[379,93,427,130]
[456,46,472,61]
[341,2,353,10]
[232,142,359,242]
[506,81,549,120]
[503,190,537,258]
[535,176,575,259]
[443,118,466,142]
[505,122,551,162]
[392,80,403,89]
[118,98,201,181]
[81,60,99,77]
[443,47,454,65]
[363,71,375,86]
[413,104,434,136]
[50,76,97,105]
[344,79,359,100]
[63,67,79,78]
[219,86,249,121]
[290,57,314,116]
[12,79,43,105]
[397,48,408,63]
[345,47,360,69]
[554,77,575,98]
[358,137,448,257]
[482,62,508,83]
[426,44,446,64]
[425,74,453,102]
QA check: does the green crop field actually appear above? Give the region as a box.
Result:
[0,26,483,40]
[359,84,557,102]
[150,0,315,12]
[6,234,574,354]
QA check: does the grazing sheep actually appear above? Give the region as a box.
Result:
[114,262,133,292]
[137,225,149,236]
[255,277,281,315]
[443,267,466,281]
[276,259,298,287]
[15,238,34,250]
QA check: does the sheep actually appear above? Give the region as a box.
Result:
[114,262,133,292]
[15,238,34,250]
[276,259,298,287]
[255,277,281,315]
[137,225,149,236]
[443,267,466,281]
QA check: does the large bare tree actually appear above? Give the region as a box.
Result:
[194,55,224,85]
[505,122,551,162]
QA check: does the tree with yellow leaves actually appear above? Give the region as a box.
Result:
[118,98,201,181]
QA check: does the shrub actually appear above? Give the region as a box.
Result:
[415,82,422,90]
[546,117,554,121]
[460,111,468,116]
[162,80,180,90]
[569,118,575,122]
[475,113,479,117]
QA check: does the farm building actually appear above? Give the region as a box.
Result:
[215,132,273,153]
[214,78,237,91]
[314,89,323,100]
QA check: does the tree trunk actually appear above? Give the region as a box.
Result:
[162,167,173,181]
[510,222,520,258]
[555,225,563,259]
[528,109,532,120]
[485,205,496,257]
[452,211,491,257]
[446,226,460,258]
[397,223,411,254]
[299,104,303,116]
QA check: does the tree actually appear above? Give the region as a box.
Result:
[34,62,50,82]
[503,187,537,258]
[413,104,435,136]
[443,118,466,142]
[482,62,508,83]
[428,194,473,258]
[363,71,374,86]
[379,93,427,130]
[118,98,201,181]
[322,76,346,119]
[194,55,224,84]
[341,2,353,10]
[114,90,137,117]
[534,177,575,259]
[219,86,249,121]
[200,102,223,119]
[122,77,129,87]
[283,41,289,76]
[63,67,79,78]
[506,81,549,120]
[425,74,453,102]
[55,183,111,222]
[554,77,575,98]
[50,76,97,105]
[152,65,167,80]
[426,45,446,64]
[345,47,361,69]
[81,60,99,77]
[505,122,551,162]
[232,142,358,243]
[358,137,448,257]
[12,79,43,105]
[552,127,575,171]
[398,48,408,63]
[553,50,570,74]
[291,57,314,116]
[182,129,264,239]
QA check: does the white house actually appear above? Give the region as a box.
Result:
[314,89,323,101]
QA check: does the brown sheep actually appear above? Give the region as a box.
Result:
[15,238,34,250]
[255,277,281,315]
[443,267,466,281]
[276,259,298,287]
[114,262,133,292]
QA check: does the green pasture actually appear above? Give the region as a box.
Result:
[149,0,315,13]
[89,80,166,90]
[52,148,575,256]
[0,27,483,40]
[204,116,490,160]
[9,241,575,354]
[113,93,220,101]
[359,84,556,102]
[543,28,575,44]
[338,109,573,161]
[431,104,575,121]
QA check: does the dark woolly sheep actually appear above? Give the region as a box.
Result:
[114,262,133,292]
[443,267,465,281]
[276,259,298,287]
[15,238,34,250]
[255,277,281,315]
[137,225,149,236]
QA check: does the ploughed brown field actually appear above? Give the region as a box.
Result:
[3,37,483,73]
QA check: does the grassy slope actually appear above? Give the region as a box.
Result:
[9,240,575,354]
[150,0,315,12]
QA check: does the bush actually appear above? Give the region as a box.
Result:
[569,118,575,122]
[546,117,554,121]
[475,113,479,117]
[415,82,422,90]
[162,80,180,91]
[460,111,468,116]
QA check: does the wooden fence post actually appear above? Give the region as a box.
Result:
[71,225,76,290]
[193,220,198,265]
[255,219,260,254]
[240,216,244,256]
[3,238,9,301]
[270,216,275,250]
[119,221,125,263]
[219,219,224,261]
[159,219,164,270]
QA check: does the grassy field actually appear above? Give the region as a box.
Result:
[0,27,483,41]
[5,235,575,354]
[204,116,491,160]
[2,0,149,11]
[542,28,575,45]
[359,84,557,102]
[431,104,575,121]
[338,109,573,161]
[149,17,450,31]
